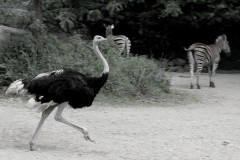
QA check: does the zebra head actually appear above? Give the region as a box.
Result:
[105,24,114,38]
[216,34,231,56]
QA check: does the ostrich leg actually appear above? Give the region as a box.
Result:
[29,104,58,151]
[54,103,96,143]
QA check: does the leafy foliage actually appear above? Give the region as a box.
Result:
[1,0,240,71]
[0,8,32,27]
[86,9,103,22]
[106,1,126,17]
[23,0,240,57]
[160,1,183,18]
[0,33,170,98]
[56,11,77,31]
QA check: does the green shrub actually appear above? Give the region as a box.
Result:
[0,33,170,98]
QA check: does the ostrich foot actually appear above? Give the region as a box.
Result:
[83,130,97,143]
[29,142,35,151]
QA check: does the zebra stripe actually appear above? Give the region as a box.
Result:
[105,24,131,55]
[185,34,230,89]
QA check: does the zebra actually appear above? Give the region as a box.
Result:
[105,24,131,55]
[185,34,231,89]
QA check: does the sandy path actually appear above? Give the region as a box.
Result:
[0,72,240,160]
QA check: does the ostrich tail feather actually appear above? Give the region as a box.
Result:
[5,79,28,96]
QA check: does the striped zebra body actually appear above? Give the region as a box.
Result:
[185,34,230,89]
[105,24,131,55]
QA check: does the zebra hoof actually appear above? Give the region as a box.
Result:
[210,82,215,88]
[190,85,193,89]
[197,85,201,89]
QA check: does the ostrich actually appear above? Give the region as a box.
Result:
[5,35,109,151]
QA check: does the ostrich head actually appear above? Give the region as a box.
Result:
[93,35,107,43]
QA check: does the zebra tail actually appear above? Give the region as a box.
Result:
[5,79,28,96]
[184,47,191,51]
[187,50,196,68]
[123,37,131,55]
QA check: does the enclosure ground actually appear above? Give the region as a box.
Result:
[0,72,240,160]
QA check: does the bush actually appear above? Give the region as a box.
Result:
[0,33,170,98]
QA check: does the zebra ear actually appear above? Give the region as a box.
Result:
[222,34,227,40]
[111,24,114,29]
[103,24,107,28]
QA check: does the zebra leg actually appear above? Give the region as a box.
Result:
[208,66,214,87]
[210,63,218,88]
[188,51,195,89]
[196,65,203,89]
[196,71,201,89]
[190,65,194,89]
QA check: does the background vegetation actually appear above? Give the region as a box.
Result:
[0,33,170,98]
[0,0,240,98]
[1,0,240,58]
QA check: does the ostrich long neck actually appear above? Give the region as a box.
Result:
[93,40,109,74]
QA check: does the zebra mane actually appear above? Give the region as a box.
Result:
[215,34,230,54]
[215,34,227,43]
[215,35,225,48]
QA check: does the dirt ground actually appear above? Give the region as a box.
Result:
[0,72,240,160]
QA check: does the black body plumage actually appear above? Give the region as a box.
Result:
[23,69,108,109]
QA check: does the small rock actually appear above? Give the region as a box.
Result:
[222,141,230,146]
